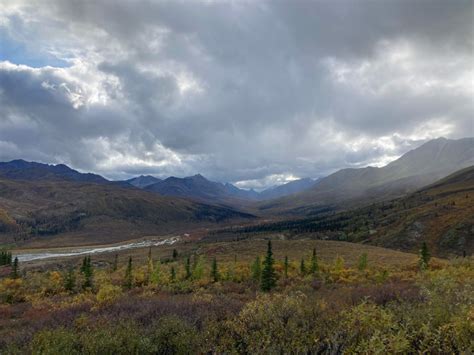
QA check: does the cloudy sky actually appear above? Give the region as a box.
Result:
[0,0,472,189]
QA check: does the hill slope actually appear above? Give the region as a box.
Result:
[0,178,254,247]
[0,160,108,184]
[261,137,474,215]
[145,174,259,205]
[259,178,318,200]
[215,166,474,256]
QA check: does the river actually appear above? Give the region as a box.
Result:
[14,236,180,262]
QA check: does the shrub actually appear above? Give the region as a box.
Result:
[96,284,122,306]
[81,322,151,354]
[0,278,25,304]
[31,328,81,355]
[339,302,410,353]
[148,315,200,354]
[226,293,324,353]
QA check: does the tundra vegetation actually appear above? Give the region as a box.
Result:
[0,240,472,354]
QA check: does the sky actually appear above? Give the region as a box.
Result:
[0,0,473,189]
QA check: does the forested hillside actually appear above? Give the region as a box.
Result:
[213,166,474,257]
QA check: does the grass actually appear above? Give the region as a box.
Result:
[16,237,424,272]
[0,237,470,353]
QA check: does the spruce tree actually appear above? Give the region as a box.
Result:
[0,251,12,266]
[192,255,204,280]
[11,257,19,279]
[185,256,191,279]
[310,248,319,274]
[284,256,289,278]
[64,267,76,292]
[172,249,178,260]
[211,257,219,283]
[300,258,306,275]
[124,256,133,289]
[112,254,118,272]
[358,253,368,271]
[81,256,93,289]
[151,259,162,285]
[170,266,176,282]
[80,256,87,274]
[251,256,262,281]
[419,242,431,270]
[261,240,277,292]
[146,248,154,285]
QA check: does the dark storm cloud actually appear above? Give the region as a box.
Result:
[0,0,472,186]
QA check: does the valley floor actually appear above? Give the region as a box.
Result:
[1,238,472,353]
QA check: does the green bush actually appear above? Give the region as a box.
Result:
[81,322,151,354]
[31,328,81,355]
[224,292,325,353]
[148,316,200,354]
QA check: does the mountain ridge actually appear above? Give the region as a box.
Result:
[259,137,474,215]
[0,159,109,184]
[0,176,255,247]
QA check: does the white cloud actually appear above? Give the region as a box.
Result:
[0,0,472,187]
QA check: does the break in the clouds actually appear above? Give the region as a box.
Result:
[0,0,473,189]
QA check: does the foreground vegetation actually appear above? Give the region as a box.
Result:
[0,239,472,354]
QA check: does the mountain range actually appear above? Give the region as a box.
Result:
[260,137,474,215]
[0,160,318,204]
[125,174,317,204]
[0,137,472,249]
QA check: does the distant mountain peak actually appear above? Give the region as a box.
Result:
[0,160,108,184]
[190,173,207,181]
[126,175,162,188]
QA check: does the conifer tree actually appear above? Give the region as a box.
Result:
[80,256,87,274]
[261,240,277,292]
[300,258,306,275]
[112,254,118,272]
[64,267,75,292]
[185,256,192,279]
[11,257,19,279]
[419,242,431,270]
[124,256,133,289]
[146,247,154,284]
[81,256,93,289]
[284,256,289,278]
[170,266,176,282]
[172,249,178,260]
[358,253,368,271]
[0,251,12,266]
[251,256,262,281]
[151,259,162,285]
[192,255,204,280]
[310,248,319,274]
[211,257,219,283]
